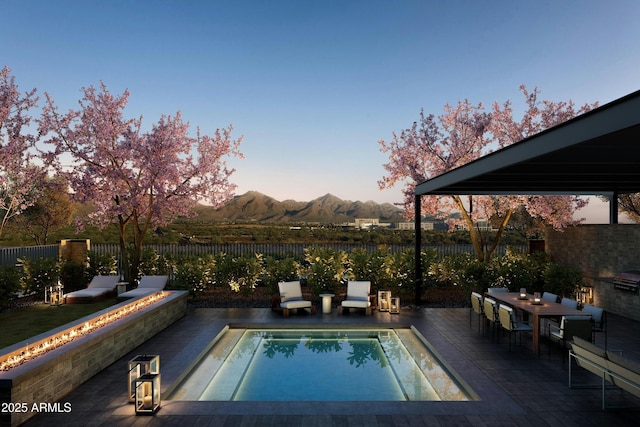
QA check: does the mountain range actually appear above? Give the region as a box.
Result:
[192,191,406,223]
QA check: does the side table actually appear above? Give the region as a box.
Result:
[319,293,335,314]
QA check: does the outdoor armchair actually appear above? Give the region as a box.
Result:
[276,281,316,317]
[338,281,372,315]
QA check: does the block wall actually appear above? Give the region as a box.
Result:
[546,224,640,321]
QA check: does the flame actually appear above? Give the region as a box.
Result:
[0,292,170,371]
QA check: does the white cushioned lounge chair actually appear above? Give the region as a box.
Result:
[338,281,372,315]
[64,275,120,304]
[276,281,316,317]
[118,275,168,300]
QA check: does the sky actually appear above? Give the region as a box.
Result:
[2,0,640,222]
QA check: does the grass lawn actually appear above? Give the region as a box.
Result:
[0,298,118,349]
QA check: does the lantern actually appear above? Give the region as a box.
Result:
[378,290,391,312]
[390,297,400,314]
[128,355,160,403]
[533,292,542,305]
[134,373,161,414]
[46,281,64,306]
[519,288,527,300]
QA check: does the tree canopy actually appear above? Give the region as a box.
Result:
[39,82,243,280]
[379,85,598,261]
[0,67,48,237]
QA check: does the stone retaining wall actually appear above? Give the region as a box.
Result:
[0,291,188,426]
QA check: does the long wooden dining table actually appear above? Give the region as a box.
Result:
[484,292,587,355]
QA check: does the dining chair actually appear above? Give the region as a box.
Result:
[542,292,559,303]
[560,297,579,309]
[547,315,592,355]
[470,292,485,334]
[582,304,607,348]
[483,297,499,342]
[498,304,533,351]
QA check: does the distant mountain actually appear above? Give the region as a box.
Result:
[191,191,406,223]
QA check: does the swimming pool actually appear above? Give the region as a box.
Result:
[168,327,473,402]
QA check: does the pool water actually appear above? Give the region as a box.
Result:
[168,328,471,402]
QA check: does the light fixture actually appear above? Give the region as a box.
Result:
[128,355,160,403]
[134,373,161,415]
[533,292,541,305]
[519,288,527,300]
[46,281,64,306]
[390,297,400,314]
[378,290,391,312]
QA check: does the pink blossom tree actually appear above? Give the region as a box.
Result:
[0,66,48,238]
[39,83,243,281]
[379,86,596,261]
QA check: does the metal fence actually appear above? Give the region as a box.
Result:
[89,243,526,260]
[0,243,527,267]
[0,245,59,267]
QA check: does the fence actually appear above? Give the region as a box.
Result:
[0,245,59,267]
[89,243,526,261]
[0,243,527,267]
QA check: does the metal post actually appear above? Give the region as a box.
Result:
[414,194,422,307]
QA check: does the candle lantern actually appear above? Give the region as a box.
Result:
[128,354,160,403]
[390,297,400,314]
[519,288,527,300]
[134,373,161,415]
[580,286,593,305]
[533,292,541,305]
[378,290,391,312]
[46,281,64,306]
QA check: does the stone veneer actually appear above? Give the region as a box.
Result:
[545,224,640,321]
[0,291,187,426]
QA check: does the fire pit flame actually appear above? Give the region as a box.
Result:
[0,292,169,371]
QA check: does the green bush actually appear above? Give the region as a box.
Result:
[0,265,22,310]
[300,247,351,295]
[19,257,59,298]
[59,260,90,292]
[87,251,118,277]
[542,262,583,298]
[261,256,299,293]
[173,255,215,295]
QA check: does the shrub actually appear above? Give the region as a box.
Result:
[262,256,299,293]
[59,260,90,292]
[19,257,59,298]
[87,250,118,277]
[542,262,583,298]
[300,247,351,295]
[0,265,22,310]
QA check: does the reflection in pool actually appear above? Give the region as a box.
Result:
[168,328,473,402]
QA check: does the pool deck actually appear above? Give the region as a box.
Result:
[23,306,640,426]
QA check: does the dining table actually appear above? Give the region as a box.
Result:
[484,292,587,355]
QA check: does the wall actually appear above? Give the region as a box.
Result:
[545,224,640,321]
[0,291,188,426]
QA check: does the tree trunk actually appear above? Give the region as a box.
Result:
[453,195,485,262]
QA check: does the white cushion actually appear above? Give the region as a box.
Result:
[138,276,168,289]
[119,288,160,299]
[278,281,303,302]
[87,275,120,289]
[281,299,312,309]
[65,288,113,298]
[342,300,370,308]
[347,281,370,299]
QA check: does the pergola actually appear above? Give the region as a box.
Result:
[412,89,640,305]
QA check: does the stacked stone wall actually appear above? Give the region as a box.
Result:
[546,224,640,321]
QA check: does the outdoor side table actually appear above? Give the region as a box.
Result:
[319,293,335,314]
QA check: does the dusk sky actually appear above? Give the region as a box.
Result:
[3,1,639,221]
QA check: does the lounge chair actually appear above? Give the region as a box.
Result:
[118,275,168,300]
[338,281,372,315]
[64,275,120,304]
[276,281,316,317]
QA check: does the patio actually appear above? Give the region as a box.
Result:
[22,305,640,426]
